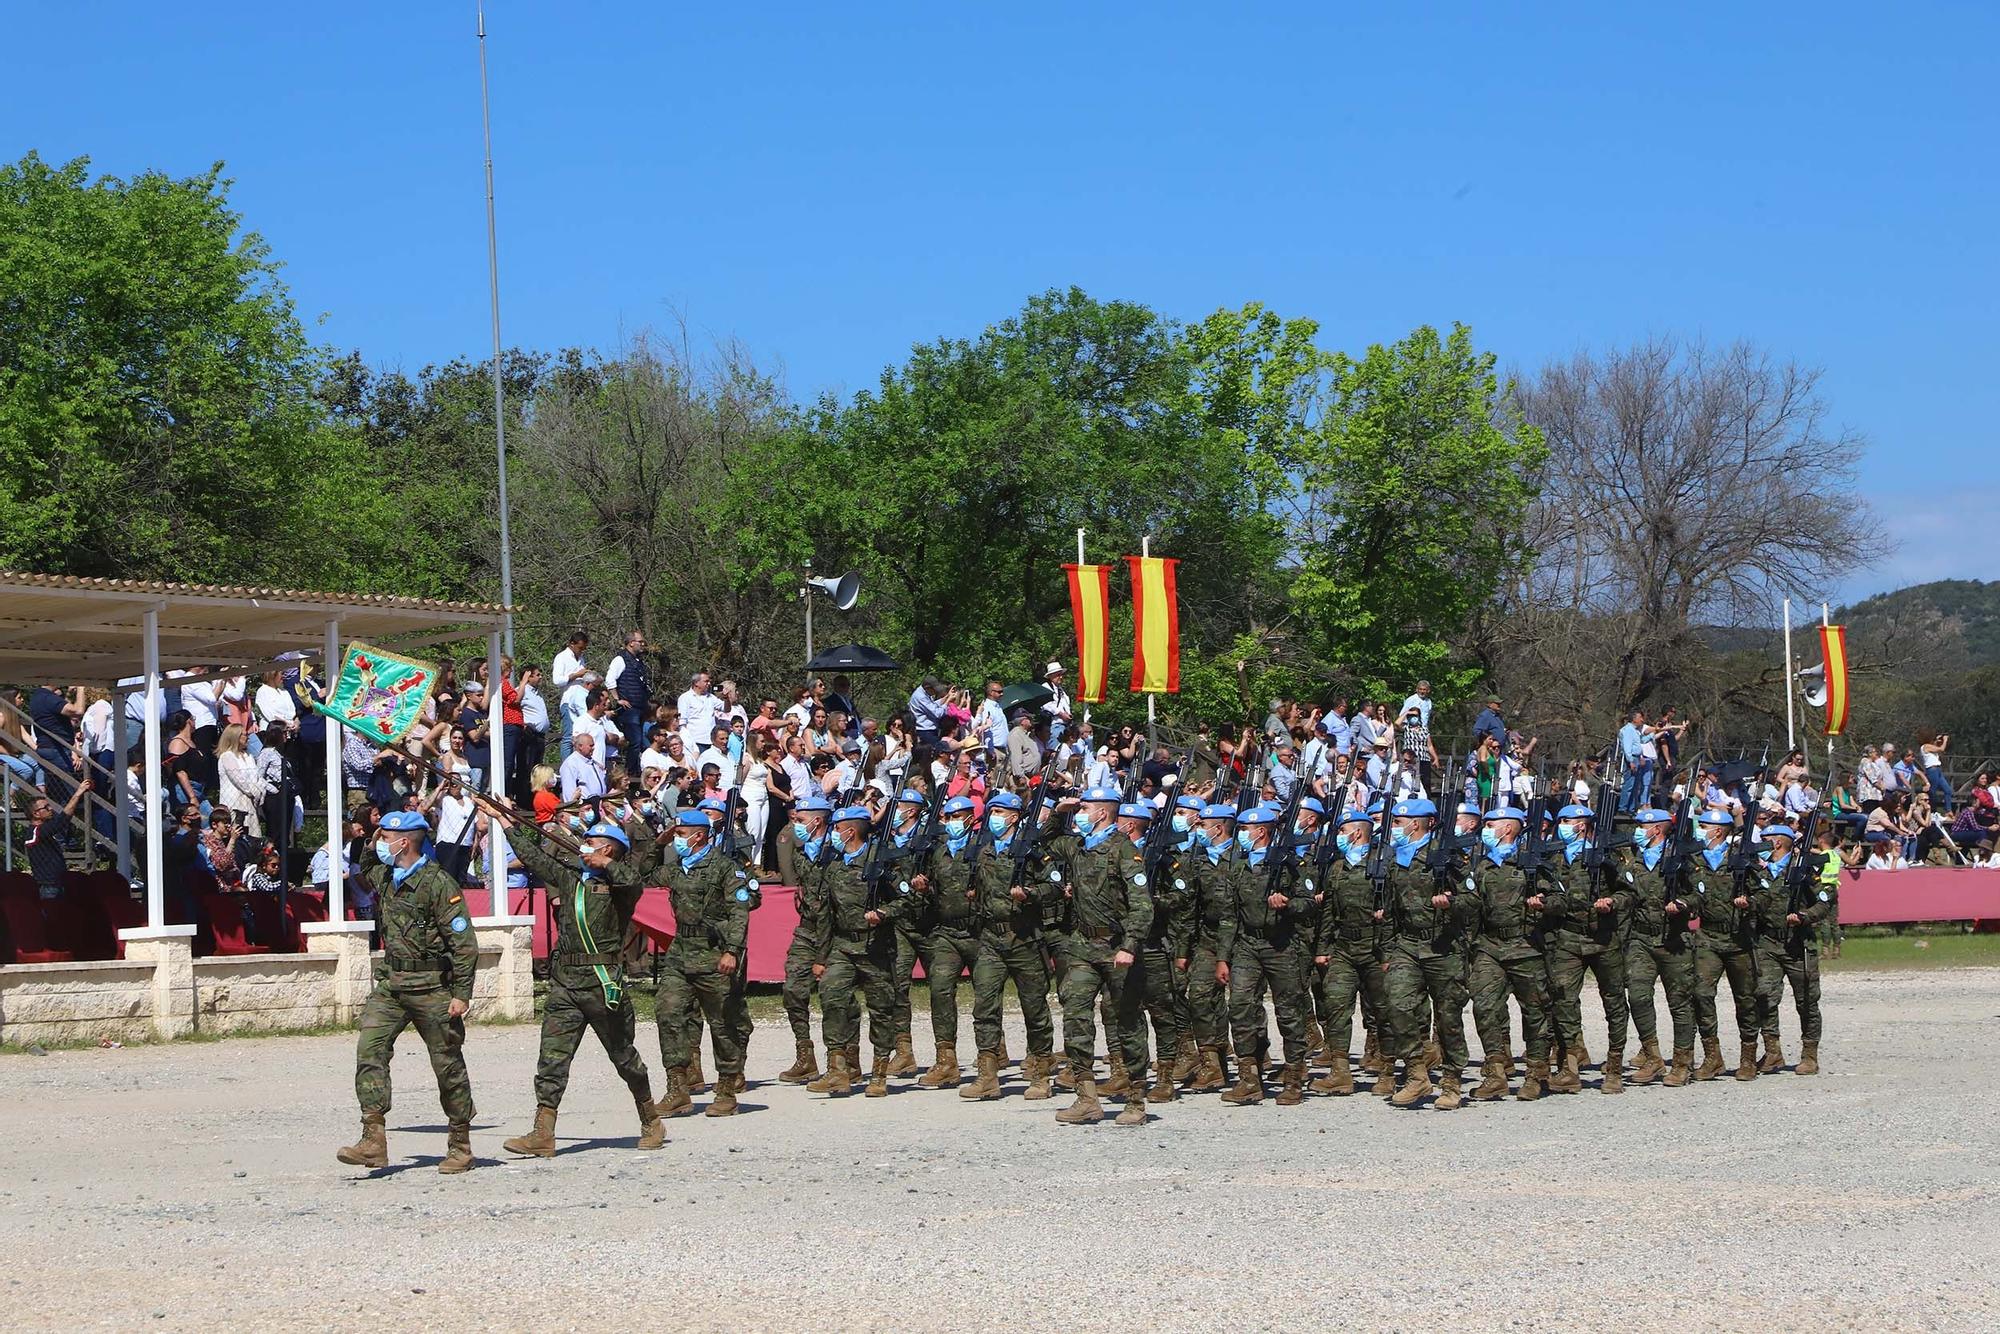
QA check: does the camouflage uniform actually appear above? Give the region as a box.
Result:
[353,855,479,1123]
[1051,829,1153,1079]
[916,833,982,1046]
[815,847,908,1062]
[1309,848,1386,1058]
[1138,840,1192,1068]
[656,843,758,1078]
[1467,849,1550,1068]
[1543,839,1632,1056]
[1220,844,1314,1067]
[1751,847,1834,1048]
[1619,842,1697,1060]
[1383,841,1473,1070]
[969,829,1059,1059]
[784,840,830,1048]
[1690,840,1763,1048]
[1180,842,1235,1053]
[888,827,930,1052]
[513,835,653,1110]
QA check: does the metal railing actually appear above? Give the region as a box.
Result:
[0,694,125,871]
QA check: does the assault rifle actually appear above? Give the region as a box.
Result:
[1364,753,1400,915]
[1010,744,1067,894]
[1783,807,1822,940]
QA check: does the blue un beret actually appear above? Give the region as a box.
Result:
[1556,804,1594,820]
[1117,802,1150,820]
[1083,786,1121,804]
[1391,799,1436,819]
[1299,797,1326,817]
[1238,808,1275,826]
[1485,805,1526,822]
[795,793,833,814]
[1201,804,1239,822]
[380,811,429,833]
[586,822,631,850]
[1698,810,1735,828]
[675,810,710,830]
[942,795,976,816]
[834,805,872,824]
[898,788,926,805]
[988,792,1023,812]
[1635,807,1674,824]
[1175,794,1206,811]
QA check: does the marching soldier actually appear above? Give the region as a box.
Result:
[886,788,930,1078]
[336,810,479,1174]
[1542,803,1632,1093]
[1466,805,1553,1101]
[653,810,759,1118]
[1621,807,1697,1087]
[1292,797,1330,1062]
[960,791,1059,1101]
[1381,798,1473,1109]
[1155,792,1208,1086]
[1050,787,1153,1126]
[1689,810,1763,1081]
[499,817,663,1155]
[908,795,982,1089]
[778,793,835,1084]
[1308,803,1385,1096]
[1176,803,1240,1091]
[1750,823,1832,1075]
[806,805,909,1096]
[1218,806,1315,1105]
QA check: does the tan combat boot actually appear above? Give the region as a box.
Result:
[685,1050,707,1093]
[1023,1052,1054,1101]
[635,1091,666,1150]
[1172,1033,1199,1082]
[843,1042,861,1077]
[1423,1038,1443,1070]
[1188,1046,1226,1093]
[1220,1056,1265,1105]
[1735,1040,1759,1081]
[779,1040,819,1084]
[1661,1048,1694,1087]
[1434,1067,1463,1111]
[1275,1060,1306,1106]
[917,1042,959,1089]
[705,1071,740,1117]
[1694,1034,1724,1082]
[1372,1060,1398,1098]
[656,1065,694,1117]
[336,1112,388,1168]
[1114,1090,1148,1126]
[888,1033,919,1077]
[1630,1038,1665,1086]
[1306,1018,1326,1060]
[1053,1057,1077,1091]
[1312,1053,1356,1097]
[1568,1040,1591,1073]
[1517,1055,1546,1101]
[1147,1059,1178,1104]
[1056,1075,1103,1125]
[437,1122,474,1174]
[865,1053,891,1097]
[1360,1030,1384,1074]
[1548,1051,1581,1095]
[1102,1051,1132,1096]
[807,1047,853,1096]
[503,1106,558,1158]
[1391,1061,1434,1107]
[1796,1040,1820,1076]
[960,1050,1002,1100]
[1759,1033,1785,1073]
[1471,1058,1509,1101]
[1601,1045,1625,1095]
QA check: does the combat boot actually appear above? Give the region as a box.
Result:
[1796,1040,1820,1076]
[1056,1075,1103,1125]
[1360,1030,1384,1074]
[1735,1040,1759,1081]
[1548,1053,1581,1095]
[1023,1052,1053,1101]
[778,1040,819,1084]
[865,1053,891,1097]
[635,1092,666,1150]
[502,1106,559,1158]
[1694,1034,1724,1081]
[1053,1057,1077,1091]
[1371,1061,1398,1097]
[1172,1032,1199,1082]
[1630,1038,1665,1086]
[960,1051,1002,1100]
[705,1072,739,1117]
[1275,1060,1306,1106]
[917,1042,959,1089]
[437,1122,474,1175]
[1662,1048,1694,1087]
[1103,1051,1131,1096]
[1147,1059,1178,1104]
[1600,1045,1624,1095]
[1391,1062,1434,1107]
[686,1051,707,1093]
[1472,1058,1509,1101]
[887,1033,919,1077]
[1221,1056,1265,1105]
[1567,1040,1591,1072]
[335,1112,388,1168]
[1517,1055,1546,1101]
[1114,1089,1148,1126]
[1306,1018,1326,1059]
[807,1047,854,1096]
[656,1065,695,1117]
[1759,1033,1785,1073]
[1423,1038,1443,1070]
[1311,1053,1355,1096]
[996,1033,1012,1067]
[1188,1046,1226,1093]
[1434,1068,1463,1111]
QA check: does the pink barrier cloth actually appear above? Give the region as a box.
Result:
[464,884,801,983]
[1836,866,2000,925]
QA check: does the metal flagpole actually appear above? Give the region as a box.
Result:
[1822,602,1833,790]
[477,2,515,658]
[1075,528,1090,732]
[1783,596,1795,753]
[1142,534,1156,753]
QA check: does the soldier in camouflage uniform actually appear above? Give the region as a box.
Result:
[807,805,910,1097]
[1620,807,1698,1088]
[1048,788,1153,1126]
[652,809,760,1118]
[1749,823,1832,1075]
[960,791,1060,1100]
[1308,803,1385,1096]
[1175,803,1239,1092]
[1688,810,1763,1081]
[778,793,835,1084]
[1218,806,1315,1105]
[500,818,662,1156]
[1136,794,1201,1103]
[1541,803,1633,1094]
[1465,805,1552,1101]
[884,788,930,1078]
[1291,797,1329,1063]
[1381,798,1474,1109]
[337,810,480,1174]
[908,795,982,1089]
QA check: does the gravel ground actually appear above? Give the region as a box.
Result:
[3,968,1995,1332]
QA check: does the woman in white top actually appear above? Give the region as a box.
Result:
[427,779,479,884]
[216,723,266,837]
[739,737,773,865]
[253,670,298,735]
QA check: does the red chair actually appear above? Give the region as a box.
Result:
[283,888,328,953]
[81,872,149,959]
[200,892,270,956]
[0,877,75,964]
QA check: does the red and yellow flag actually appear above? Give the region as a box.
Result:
[1821,624,1849,736]
[1126,555,1180,693]
[1064,563,1112,704]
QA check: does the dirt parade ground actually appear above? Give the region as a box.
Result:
[2,969,1995,1333]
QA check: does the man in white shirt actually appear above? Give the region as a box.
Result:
[558,673,598,762]
[1040,663,1072,744]
[550,631,590,694]
[678,671,722,755]
[639,726,676,778]
[559,732,607,803]
[1399,680,1433,730]
[695,725,737,790]
[571,689,624,767]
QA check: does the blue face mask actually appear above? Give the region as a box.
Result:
[944,818,967,840]
[1236,830,1254,851]
[374,839,395,865]
[988,814,1011,837]
[791,820,810,843]
[1480,826,1501,848]
[1634,829,1650,845]
[1390,827,1411,849]
[1335,833,1355,854]
[1171,814,1191,835]
[1073,813,1093,836]
[672,835,693,859]
[1556,822,1577,842]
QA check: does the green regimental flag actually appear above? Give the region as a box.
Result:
[313,642,438,746]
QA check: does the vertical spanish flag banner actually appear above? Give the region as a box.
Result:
[1820,624,1849,736]
[1126,555,1181,693]
[1064,563,1112,704]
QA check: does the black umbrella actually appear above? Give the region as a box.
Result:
[997,682,1054,715]
[806,643,900,673]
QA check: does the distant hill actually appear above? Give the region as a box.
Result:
[1836,579,2000,672]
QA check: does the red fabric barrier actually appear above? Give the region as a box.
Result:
[1836,866,2000,924]
[631,885,797,983]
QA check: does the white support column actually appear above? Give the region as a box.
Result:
[472,628,532,1020]
[113,689,131,879]
[322,619,345,919]
[119,605,196,1038]
[486,629,506,914]
[142,608,165,928]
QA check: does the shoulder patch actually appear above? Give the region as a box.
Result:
[448,895,463,905]
[735,888,751,902]
[1132,872,1147,887]
[736,869,748,879]
[1174,877,1187,891]
[449,915,469,933]
[1818,890,1830,902]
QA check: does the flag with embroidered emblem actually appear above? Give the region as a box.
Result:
[312,642,437,745]
[1126,555,1180,693]
[1064,562,1112,703]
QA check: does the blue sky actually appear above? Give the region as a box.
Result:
[15,4,1996,602]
